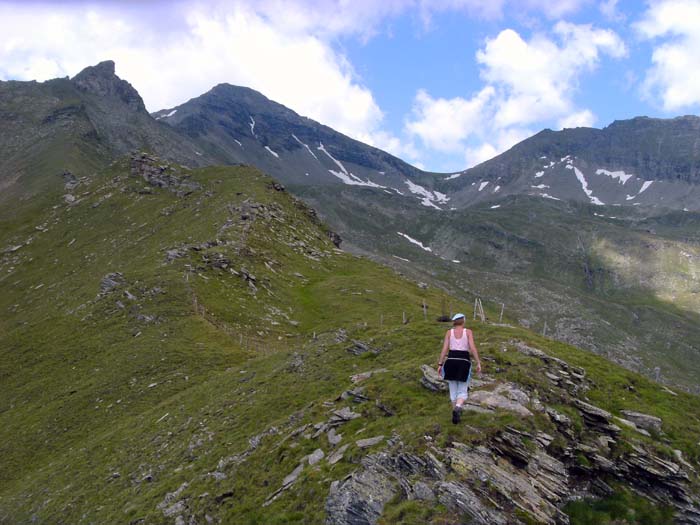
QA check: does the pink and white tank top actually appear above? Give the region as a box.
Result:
[449,328,470,351]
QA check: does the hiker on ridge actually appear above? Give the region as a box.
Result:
[437,313,482,424]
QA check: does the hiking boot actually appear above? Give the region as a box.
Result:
[452,407,461,424]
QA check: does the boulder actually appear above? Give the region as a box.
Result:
[325,454,397,525]
[620,410,663,433]
[327,444,349,465]
[468,390,533,417]
[328,407,361,426]
[350,368,388,384]
[419,364,447,392]
[357,436,385,449]
[306,449,325,466]
[327,428,342,446]
[574,399,621,435]
[409,481,435,502]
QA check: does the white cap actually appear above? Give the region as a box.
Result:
[451,313,465,320]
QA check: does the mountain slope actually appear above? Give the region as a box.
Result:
[1,151,699,524]
[439,116,700,210]
[0,61,213,215]
[152,84,451,209]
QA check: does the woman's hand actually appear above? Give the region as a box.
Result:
[476,361,482,375]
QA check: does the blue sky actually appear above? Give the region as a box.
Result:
[1,0,699,172]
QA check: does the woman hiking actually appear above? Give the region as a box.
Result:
[437,313,482,424]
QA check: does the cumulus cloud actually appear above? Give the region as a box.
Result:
[559,109,596,128]
[636,0,700,111]
[406,87,495,152]
[406,21,625,168]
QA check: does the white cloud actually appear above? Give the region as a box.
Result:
[405,87,495,152]
[0,2,397,152]
[406,22,625,168]
[636,0,700,111]
[478,22,626,128]
[559,109,596,128]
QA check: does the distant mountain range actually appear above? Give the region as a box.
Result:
[3,61,700,392]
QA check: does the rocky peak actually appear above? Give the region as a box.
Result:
[71,60,146,112]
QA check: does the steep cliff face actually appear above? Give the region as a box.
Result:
[71,60,147,112]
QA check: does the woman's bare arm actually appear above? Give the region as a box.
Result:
[468,330,482,374]
[437,331,450,371]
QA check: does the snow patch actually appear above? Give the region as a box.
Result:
[397,232,432,252]
[535,171,545,178]
[404,179,449,209]
[639,180,653,194]
[478,181,489,192]
[317,142,385,188]
[572,166,604,205]
[234,139,243,147]
[596,169,633,185]
[292,134,318,160]
[493,185,501,192]
[444,172,463,180]
[392,255,410,262]
[249,116,256,137]
[532,184,550,189]
[490,204,501,209]
[195,151,202,156]
[452,259,461,263]
[540,193,561,201]
[156,108,177,120]
[540,155,547,159]
[625,194,635,201]
[264,146,279,158]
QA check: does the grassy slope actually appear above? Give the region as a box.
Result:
[0,161,698,524]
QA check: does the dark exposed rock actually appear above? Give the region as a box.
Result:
[72,60,146,112]
[129,152,200,194]
[435,481,508,525]
[447,443,569,525]
[339,387,370,403]
[325,454,398,525]
[574,399,621,435]
[327,231,342,248]
[346,340,378,356]
[328,407,361,426]
[99,272,125,294]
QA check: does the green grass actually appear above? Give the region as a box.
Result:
[565,489,675,525]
